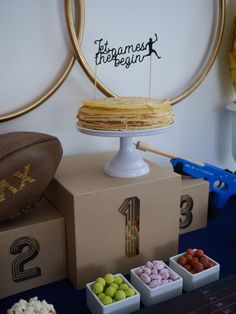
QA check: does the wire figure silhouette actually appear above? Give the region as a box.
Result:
[144,33,161,59]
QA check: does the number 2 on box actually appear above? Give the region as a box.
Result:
[10,236,41,282]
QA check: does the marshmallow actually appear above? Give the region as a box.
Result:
[142,267,152,275]
[146,261,154,269]
[159,269,170,280]
[140,273,151,284]
[169,269,179,281]
[135,259,179,289]
[151,268,158,274]
[135,268,143,276]
[153,260,165,271]
[149,280,159,288]
[150,274,160,280]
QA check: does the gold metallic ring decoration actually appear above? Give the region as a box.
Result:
[0,2,83,122]
[66,0,226,105]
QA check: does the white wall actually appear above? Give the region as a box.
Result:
[0,0,236,171]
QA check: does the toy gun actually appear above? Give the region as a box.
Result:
[135,141,236,209]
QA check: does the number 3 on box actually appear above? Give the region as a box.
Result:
[180,194,193,229]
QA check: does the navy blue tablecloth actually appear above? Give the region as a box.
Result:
[1,201,236,313]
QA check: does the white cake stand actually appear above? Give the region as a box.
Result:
[77,124,174,178]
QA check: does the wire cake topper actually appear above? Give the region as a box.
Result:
[65,0,225,104]
[93,34,162,98]
[94,34,161,69]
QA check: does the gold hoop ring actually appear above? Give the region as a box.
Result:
[65,0,226,105]
[0,2,83,122]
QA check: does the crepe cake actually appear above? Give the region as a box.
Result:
[77,97,174,131]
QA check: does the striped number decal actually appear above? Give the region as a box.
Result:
[180,194,193,229]
[119,196,140,257]
[10,236,41,282]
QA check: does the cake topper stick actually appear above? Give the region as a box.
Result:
[149,54,152,99]
[145,34,161,98]
[93,61,98,100]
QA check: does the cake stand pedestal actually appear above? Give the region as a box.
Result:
[105,136,149,177]
[77,125,174,178]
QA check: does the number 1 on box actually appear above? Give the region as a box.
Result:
[119,197,140,257]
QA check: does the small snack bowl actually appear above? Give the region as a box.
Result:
[169,248,220,292]
[86,273,140,314]
[130,260,183,307]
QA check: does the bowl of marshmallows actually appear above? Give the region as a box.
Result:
[130,260,183,307]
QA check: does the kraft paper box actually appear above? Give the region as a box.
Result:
[0,198,67,298]
[179,176,209,234]
[45,152,181,289]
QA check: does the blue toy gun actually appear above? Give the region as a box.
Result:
[135,141,236,209]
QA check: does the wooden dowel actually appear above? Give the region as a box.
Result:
[135,141,178,159]
[134,141,205,166]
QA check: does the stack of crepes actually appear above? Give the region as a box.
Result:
[77,97,174,131]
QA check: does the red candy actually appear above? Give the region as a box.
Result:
[194,249,205,258]
[177,248,213,274]
[178,256,187,266]
[186,248,195,256]
[184,254,193,262]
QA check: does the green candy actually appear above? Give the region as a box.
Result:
[102,295,113,305]
[115,290,126,301]
[114,276,123,285]
[106,286,116,298]
[119,283,129,291]
[109,283,118,290]
[104,273,114,284]
[92,282,103,294]
[95,277,106,287]
[97,293,106,301]
[126,288,135,297]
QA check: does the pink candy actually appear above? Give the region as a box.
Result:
[169,270,179,281]
[149,280,159,288]
[142,267,152,275]
[146,261,154,269]
[152,260,165,271]
[150,274,160,280]
[159,269,169,280]
[140,273,151,284]
[135,260,179,289]
[135,268,143,276]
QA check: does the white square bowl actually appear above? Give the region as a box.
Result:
[169,251,220,292]
[130,262,183,307]
[86,273,140,314]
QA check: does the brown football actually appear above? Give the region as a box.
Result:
[0,132,63,222]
